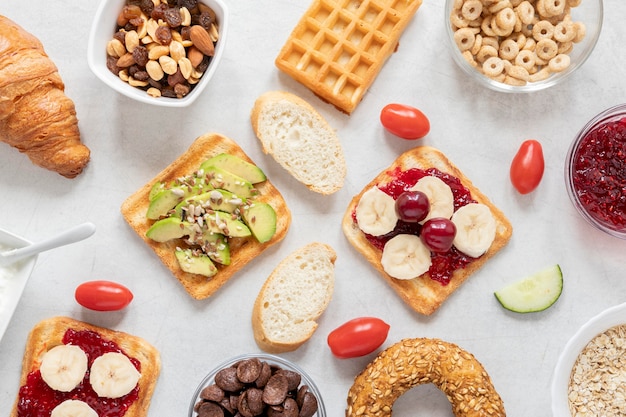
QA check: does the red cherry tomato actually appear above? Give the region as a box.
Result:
[75,280,134,311]
[510,139,545,194]
[327,317,390,358]
[380,103,430,140]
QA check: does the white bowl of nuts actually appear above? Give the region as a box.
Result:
[88,0,228,107]
[445,0,603,92]
[551,302,626,416]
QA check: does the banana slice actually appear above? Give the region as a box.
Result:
[51,400,98,417]
[89,352,141,399]
[451,203,496,258]
[355,186,398,236]
[40,344,88,392]
[381,234,432,280]
[410,176,454,223]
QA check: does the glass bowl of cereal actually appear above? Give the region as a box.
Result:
[188,353,326,417]
[565,104,626,239]
[445,0,603,92]
[88,0,229,107]
[551,302,626,416]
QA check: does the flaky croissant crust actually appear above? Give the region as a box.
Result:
[0,16,90,178]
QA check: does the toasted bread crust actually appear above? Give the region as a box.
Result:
[341,146,512,315]
[121,133,291,300]
[10,316,160,417]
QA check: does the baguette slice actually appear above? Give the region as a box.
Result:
[252,242,336,353]
[121,133,291,300]
[11,316,160,417]
[250,91,347,195]
[342,146,513,315]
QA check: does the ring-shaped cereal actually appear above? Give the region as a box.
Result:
[549,53,571,72]
[480,15,497,37]
[488,0,512,14]
[515,1,535,25]
[499,38,520,60]
[558,40,573,54]
[470,33,484,55]
[554,20,576,42]
[495,7,517,31]
[536,38,558,60]
[477,45,498,63]
[532,20,554,41]
[491,18,513,37]
[543,0,566,17]
[454,27,477,52]
[514,49,536,71]
[451,9,470,29]
[346,338,506,417]
[482,56,505,77]
[461,0,483,21]
[572,21,586,43]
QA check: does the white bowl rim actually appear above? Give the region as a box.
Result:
[551,301,626,416]
[87,0,230,108]
[188,352,327,417]
[0,227,36,343]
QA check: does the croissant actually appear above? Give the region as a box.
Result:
[0,15,90,178]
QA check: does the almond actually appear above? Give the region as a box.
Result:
[187,46,204,68]
[189,25,215,57]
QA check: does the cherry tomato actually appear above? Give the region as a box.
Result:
[380,103,430,140]
[510,139,545,194]
[75,280,134,311]
[327,317,390,358]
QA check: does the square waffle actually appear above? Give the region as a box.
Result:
[275,0,423,114]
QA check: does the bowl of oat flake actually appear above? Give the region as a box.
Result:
[551,302,626,416]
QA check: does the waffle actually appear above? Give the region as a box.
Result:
[275,0,423,114]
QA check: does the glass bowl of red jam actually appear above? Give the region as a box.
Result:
[566,104,626,238]
[188,353,326,417]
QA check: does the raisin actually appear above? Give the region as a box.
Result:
[151,3,169,20]
[174,83,191,98]
[133,70,150,82]
[155,26,172,45]
[167,69,185,87]
[139,0,154,15]
[106,55,121,75]
[178,0,198,10]
[163,7,183,27]
[180,26,192,41]
[132,45,149,66]
[161,86,178,98]
[113,30,126,44]
[196,55,211,73]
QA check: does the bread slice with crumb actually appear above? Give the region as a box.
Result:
[342,146,512,315]
[252,242,336,353]
[121,132,291,300]
[250,90,347,195]
[10,316,160,417]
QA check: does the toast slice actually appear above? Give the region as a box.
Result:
[252,242,336,353]
[121,133,291,300]
[250,91,347,195]
[11,316,160,417]
[342,146,512,315]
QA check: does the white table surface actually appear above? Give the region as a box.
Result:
[1,1,625,416]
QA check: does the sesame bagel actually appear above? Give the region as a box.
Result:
[346,338,506,417]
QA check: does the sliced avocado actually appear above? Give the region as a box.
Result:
[146,217,193,242]
[175,249,218,277]
[200,153,267,184]
[241,202,277,243]
[202,166,257,199]
[149,181,166,201]
[199,232,231,265]
[203,211,252,238]
[173,189,244,218]
[146,181,214,220]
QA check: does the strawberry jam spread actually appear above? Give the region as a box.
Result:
[17,329,140,417]
[354,167,476,285]
[571,116,626,230]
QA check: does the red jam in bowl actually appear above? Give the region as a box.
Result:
[568,106,626,236]
[17,329,140,417]
[353,167,476,285]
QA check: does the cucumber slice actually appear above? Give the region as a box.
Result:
[494,264,563,313]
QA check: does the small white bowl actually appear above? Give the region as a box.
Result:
[0,228,37,342]
[551,302,626,416]
[88,0,229,107]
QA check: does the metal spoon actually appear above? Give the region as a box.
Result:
[0,222,96,266]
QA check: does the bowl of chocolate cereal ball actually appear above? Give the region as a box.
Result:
[444,0,603,93]
[565,104,626,239]
[188,353,326,417]
[88,0,229,107]
[551,302,626,416]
